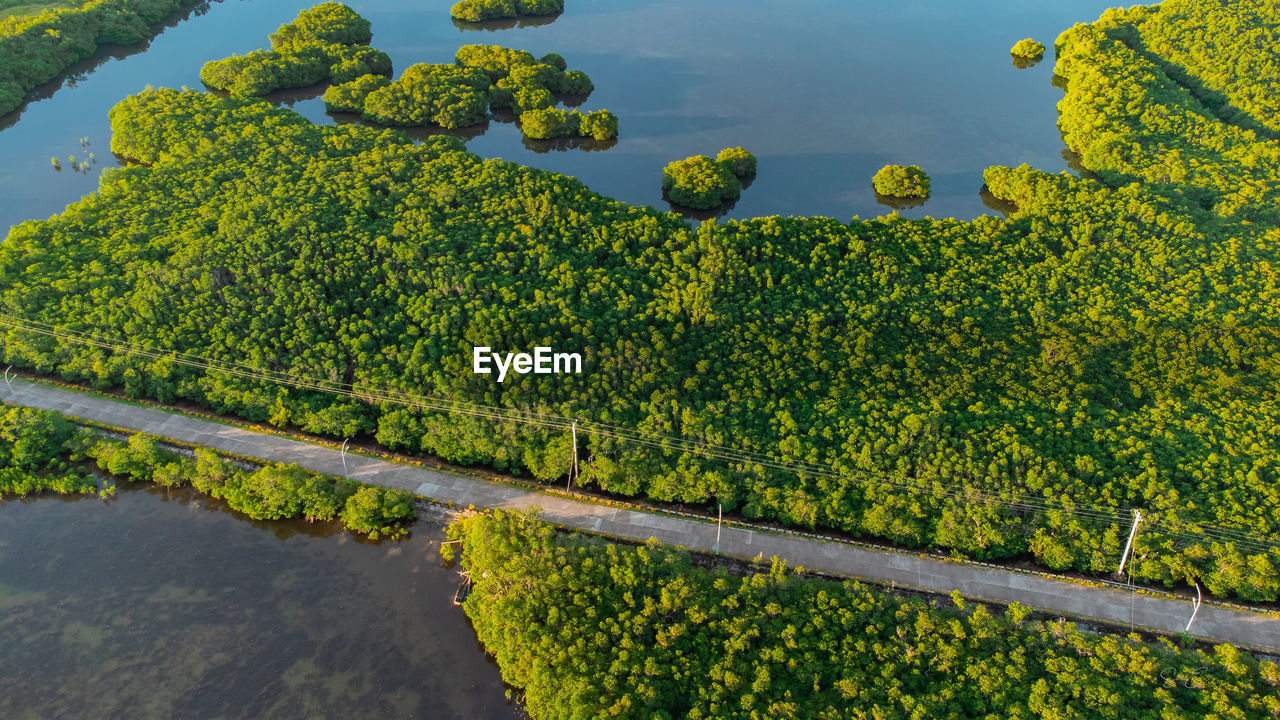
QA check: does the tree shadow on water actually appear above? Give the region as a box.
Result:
[521,135,618,153]
[556,92,591,108]
[328,112,492,142]
[0,1,212,130]
[451,13,561,32]
[662,189,739,221]
[874,191,927,211]
[979,186,1018,217]
[264,83,330,108]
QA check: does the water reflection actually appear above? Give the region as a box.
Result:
[522,134,618,153]
[0,0,215,130]
[1061,147,1090,175]
[1012,56,1044,70]
[663,192,736,221]
[0,484,522,719]
[874,192,928,211]
[557,92,590,108]
[330,112,494,142]
[451,14,562,32]
[260,83,332,108]
[0,42,149,132]
[979,186,1018,217]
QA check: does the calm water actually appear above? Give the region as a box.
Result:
[0,485,521,720]
[0,0,1131,232]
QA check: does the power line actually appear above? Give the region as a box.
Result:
[0,313,1125,521]
[1,312,1277,551]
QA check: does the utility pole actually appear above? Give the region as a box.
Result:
[1185,582,1202,632]
[1118,509,1143,575]
[715,503,722,553]
[567,420,577,490]
[340,437,351,480]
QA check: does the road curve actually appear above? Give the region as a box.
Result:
[6,378,1280,653]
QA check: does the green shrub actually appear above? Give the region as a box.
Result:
[333,49,595,129]
[0,466,97,497]
[0,402,414,535]
[662,155,742,209]
[89,433,185,485]
[323,73,390,113]
[0,405,96,497]
[268,1,371,48]
[0,405,78,469]
[579,109,617,140]
[219,464,325,521]
[455,44,536,80]
[507,62,564,91]
[340,486,416,538]
[190,447,234,495]
[330,46,393,83]
[512,84,554,113]
[1010,38,1046,59]
[558,69,593,94]
[715,146,757,179]
[520,107,581,139]
[199,4,388,98]
[872,164,931,198]
[516,0,562,15]
[361,63,491,127]
[0,79,21,116]
[451,0,514,22]
[450,0,562,22]
[538,52,566,71]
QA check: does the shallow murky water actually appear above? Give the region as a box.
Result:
[0,485,520,719]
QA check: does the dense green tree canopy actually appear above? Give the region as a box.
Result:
[521,107,617,140]
[267,1,370,47]
[0,0,198,116]
[324,43,614,137]
[199,2,391,98]
[1011,38,1046,59]
[360,63,492,128]
[0,404,97,496]
[872,164,931,198]
[716,146,757,180]
[2,0,1279,600]
[450,0,562,24]
[449,510,1280,720]
[0,401,416,535]
[321,72,389,113]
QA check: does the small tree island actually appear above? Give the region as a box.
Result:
[322,43,616,139]
[200,2,391,98]
[521,108,618,140]
[451,0,563,23]
[1010,38,1046,60]
[872,164,931,199]
[662,148,757,210]
[715,146,757,180]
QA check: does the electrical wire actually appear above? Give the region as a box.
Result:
[2,312,1277,551]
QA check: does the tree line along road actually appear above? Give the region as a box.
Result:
[5,377,1280,654]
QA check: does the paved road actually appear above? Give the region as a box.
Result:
[7,378,1280,653]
